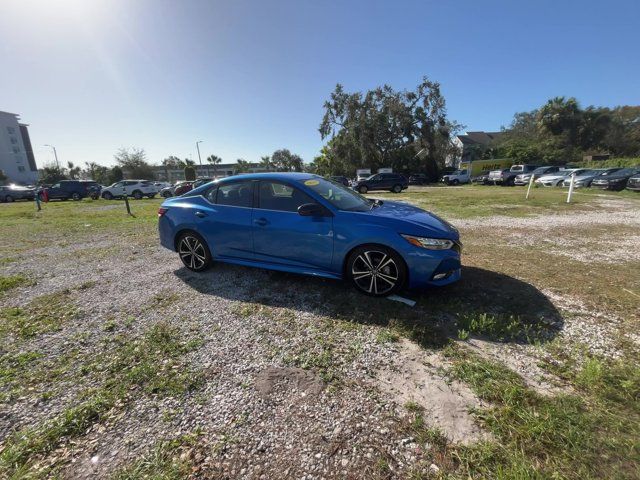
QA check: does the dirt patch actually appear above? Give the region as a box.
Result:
[463,339,570,396]
[374,339,487,445]
[255,367,324,397]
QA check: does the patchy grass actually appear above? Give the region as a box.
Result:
[455,312,552,343]
[0,322,204,477]
[0,290,78,339]
[438,346,640,479]
[0,274,33,293]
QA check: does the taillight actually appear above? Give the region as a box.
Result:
[158,207,168,217]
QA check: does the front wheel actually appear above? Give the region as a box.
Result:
[5,195,14,203]
[102,191,114,200]
[451,179,459,186]
[358,186,368,194]
[346,246,406,297]
[177,232,212,272]
[132,190,143,200]
[147,194,156,199]
[391,184,402,193]
[71,192,81,201]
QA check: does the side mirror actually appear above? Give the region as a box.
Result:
[298,203,325,217]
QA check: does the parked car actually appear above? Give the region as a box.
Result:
[0,185,35,202]
[409,173,428,185]
[626,174,640,192]
[329,176,350,187]
[591,168,640,191]
[514,166,562,185]
[353,173,408,193]
[158,173,461,296]
[471,171,491,185]
[173,181,195,196]
[441,169,469,185]
[101,180,158,200]
[561,168,623,188]
[40,180,95,201]
[536,169,587,187]
[487,168,511,185]
[488,164,540,186]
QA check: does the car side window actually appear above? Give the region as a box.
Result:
[216,181,253,208]
[205,186,218,203]
[257,181,314,212]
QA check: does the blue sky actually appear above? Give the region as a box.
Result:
[1,0,638,168]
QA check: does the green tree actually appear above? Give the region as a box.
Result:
[0,170,7,185]
[206,154,222,177]
[40,164,67,184]
[271,149,303,172]
[184,165,196,181]
[235,159,250,173]
[259,155,272,171]
[319,76,460,175]
[66,161,81,180]
[114,148,155,179]
[107,166,124,185]
[161,156,183,180]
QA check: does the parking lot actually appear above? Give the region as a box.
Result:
[1,186,639,479]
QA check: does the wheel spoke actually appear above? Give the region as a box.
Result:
[353,272,373,281]
[363,252,376,269]
[378,271,398,282]
[373,276,378,294]
[376,254,387,268]
[377,274,396,287]
[358,254,374,270]
[378,257,394,270]
[368,275,375,293]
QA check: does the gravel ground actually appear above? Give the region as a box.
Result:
[1,194,638,478]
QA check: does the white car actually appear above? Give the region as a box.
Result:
[101,180,159,200]
[535,169,587,187]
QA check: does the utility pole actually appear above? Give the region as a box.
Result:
[44,144,60,170]
[196,140,203,178]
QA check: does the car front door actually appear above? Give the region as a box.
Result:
[195,180,255,260]
[252,180,334,272]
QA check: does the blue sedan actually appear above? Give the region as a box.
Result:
[158,173,461,296]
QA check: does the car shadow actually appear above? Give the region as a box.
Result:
[174,263,562,349]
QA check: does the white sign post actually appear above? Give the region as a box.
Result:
[566,172,576,203]
[525,174,535,199]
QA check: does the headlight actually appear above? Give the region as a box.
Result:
[401,234,454,250]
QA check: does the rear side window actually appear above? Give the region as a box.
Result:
[215,181,253,207]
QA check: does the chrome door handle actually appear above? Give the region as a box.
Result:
[254,218,268,226]
[195,211,207,218]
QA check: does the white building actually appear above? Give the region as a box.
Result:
[0,111,38,185]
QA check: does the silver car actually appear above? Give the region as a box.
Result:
[561,168,623,188]
[0,185,36,202]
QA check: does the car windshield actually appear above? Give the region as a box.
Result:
[576,170,597,176]
[612,168,636,176]
[532,167,551,174]
[299,177,372,212]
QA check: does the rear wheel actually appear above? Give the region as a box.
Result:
[71,192,81,201]
[346,245,405,297]
[177,232,212,272]
[132,190,143,200]
[102,191,113,200]
[358,186,368,194]
[5,195,14,203]
[391,184,402,193]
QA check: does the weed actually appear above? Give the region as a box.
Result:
[0,290,77,339]
[0,274,33,293]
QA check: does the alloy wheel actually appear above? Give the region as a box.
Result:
[351,250,399,295]
[178,235,207,270]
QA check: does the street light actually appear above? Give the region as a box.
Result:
[43,144,60,170]
[195,140,203,177]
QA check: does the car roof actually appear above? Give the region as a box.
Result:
[217,172,316,183]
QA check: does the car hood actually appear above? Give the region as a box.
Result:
[538,174,567,181]
[363,200,458,237]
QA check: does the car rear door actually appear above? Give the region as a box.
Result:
[195,180,255,260]
[251,180,334,272]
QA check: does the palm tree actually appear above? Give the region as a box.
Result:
[259,155,271,171]
[207,154,222,178]
[235,159,250,173]
[67,161,81,180]
[85,161,98,180]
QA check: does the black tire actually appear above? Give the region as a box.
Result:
[71,192,81,201]
[358,186,368,194]
[162,191,172,198]
[176,232,212,272]
[391,184,402,193]
[451,179,459,186]
[346,245,406,297]
[132,190,143,200]
[5,195,14,203]
[102,191,114,200]
[147,194,156,199]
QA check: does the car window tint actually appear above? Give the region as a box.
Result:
[205,186,218,203]
[216,181,253,207]
[258,181,314,212]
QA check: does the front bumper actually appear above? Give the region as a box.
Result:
[404,243,462,289]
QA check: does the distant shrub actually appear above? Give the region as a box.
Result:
[576,157,640,168]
